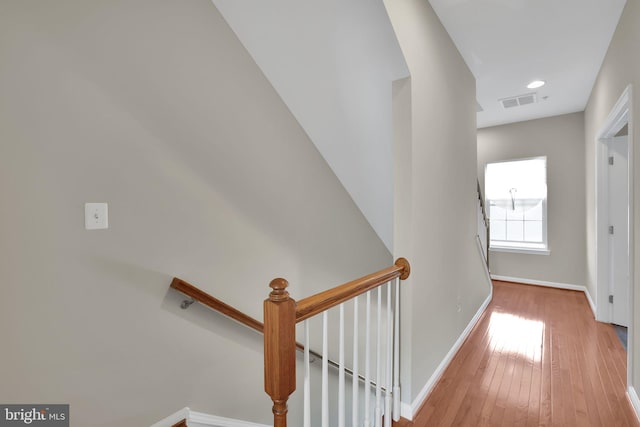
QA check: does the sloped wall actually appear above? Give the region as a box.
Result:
[0,1,390,425]
[211,0,409,251]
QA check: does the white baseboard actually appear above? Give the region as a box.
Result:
[151,407,189,427]
[151,407,270,427]
[628,386,640,422]
[584,288,597,317]
[490,274,597,317]
[490,274,584,291]
[403,291,493,419]
[400,402,412,420]
[400,236,494,420]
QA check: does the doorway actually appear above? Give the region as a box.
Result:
[607,131,629,327]
[595,84,634,385]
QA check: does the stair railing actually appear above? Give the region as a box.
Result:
[170,278,382,386]
[264,258,410,427]
[477,180,490,268]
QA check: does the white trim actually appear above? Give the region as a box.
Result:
[490,275,596,317]
[151,408,270,427]
[628,386,640,422]
[599,89,631,140]
[594,85,634,391]
[485,156,548,250]
[190,411,270,427]
[400,402,412,420]
[151,408,189,427]
[491,274,584,291]
[399,237,493,420]
[595,84,633,323]
[405,292,492,418]
[584,287,597,317]
[489,246,550,255]
[628,86,635,393]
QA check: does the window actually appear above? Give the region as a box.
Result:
[485,157,548,253]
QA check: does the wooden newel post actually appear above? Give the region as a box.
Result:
[264,278,296,427]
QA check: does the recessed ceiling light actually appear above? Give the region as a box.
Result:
[527,80,546,89]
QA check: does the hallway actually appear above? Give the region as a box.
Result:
[410,281,638,426]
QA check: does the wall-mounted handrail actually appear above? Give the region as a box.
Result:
[171,277,309,353]
[170,277,379,386]
[171,278,264,334]
[170,257,411,427]
[477,180,489,226]
[477,180,490,269]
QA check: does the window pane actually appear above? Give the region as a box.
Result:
[485,156,547,249]
[490,204,506,220]
[524,201,543,221]
[506,208,524,221]
[524,221,543,242]
[485,158,546,201]
[506,221,524,241]
[491,220,506,241]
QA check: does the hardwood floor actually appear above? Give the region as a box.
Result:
[408,280,639,426]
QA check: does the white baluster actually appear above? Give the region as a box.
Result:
[375,288,382,427]
[339,304,345,427]
[393,278,401,421]
[352,296,359,427]
[304,320,311,427]
[323,311,329,427]
[364,292,372,427]
[384,282,393,427]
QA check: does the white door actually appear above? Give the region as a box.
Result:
[608,135,629,327]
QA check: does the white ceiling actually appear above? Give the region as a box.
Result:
[429,0,627,128]
[209,0,628,250]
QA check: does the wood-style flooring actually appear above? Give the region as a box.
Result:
[406,280,639,426]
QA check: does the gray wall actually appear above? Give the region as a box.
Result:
[0,1,390,425]
[386,0,491,407]
[211,0,409,251]
[584,0,640,393]
[477,113,587,286]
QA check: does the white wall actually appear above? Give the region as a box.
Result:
[478,113,587,286]
[386,0,491,410]
[584,0,640,393]
[211,0,409,251]
[0,1,391,425]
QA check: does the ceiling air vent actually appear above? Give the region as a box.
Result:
[499,93,537,109]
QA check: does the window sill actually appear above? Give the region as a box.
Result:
[490,246,550,255]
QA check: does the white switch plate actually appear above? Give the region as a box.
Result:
[85,203,108,230]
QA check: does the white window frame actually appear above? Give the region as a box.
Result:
[485,157,549,255]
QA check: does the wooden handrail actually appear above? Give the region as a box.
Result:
[170,278,265,334]
[171,257,410,335]
[477,180,490,269]
[170,278,320,356]
[171,276,390,387]
[264,257,411,426]
[295,257,410,322]
[170,258,412,427]
[477,180,488,224]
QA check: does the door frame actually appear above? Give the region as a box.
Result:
[595,84,634,386]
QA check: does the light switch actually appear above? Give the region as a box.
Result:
[85,203,108,230]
